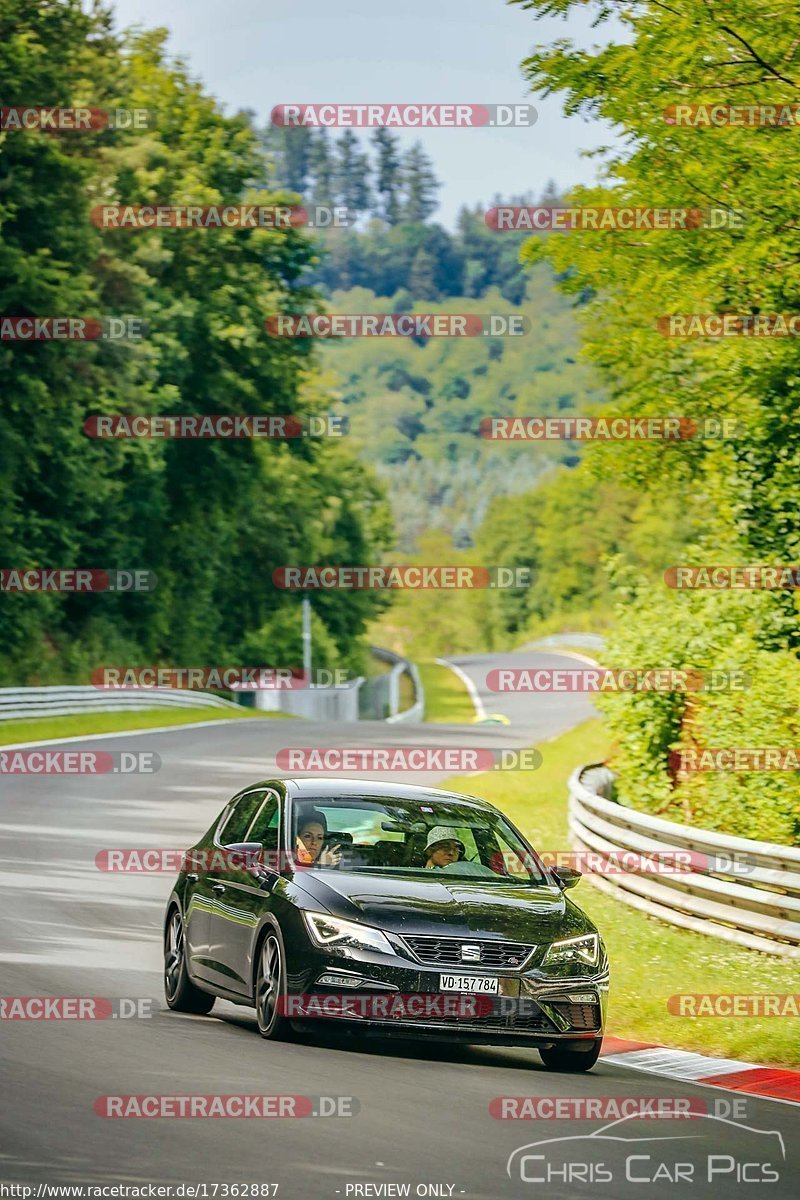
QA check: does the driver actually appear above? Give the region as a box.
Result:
[423,826,465,869]
[295,809,342,868]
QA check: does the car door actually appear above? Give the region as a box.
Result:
[192,788,266,991]
[204,788,281,996]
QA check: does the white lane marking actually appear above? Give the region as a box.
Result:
[604,1049,800,1108]
[603,1048,753,1078]
[0,717,258,752]
[435,658,486,720]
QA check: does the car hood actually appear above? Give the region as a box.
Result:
[293,869,592,942]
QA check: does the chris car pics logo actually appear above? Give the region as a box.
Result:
[507,1113,785,1185]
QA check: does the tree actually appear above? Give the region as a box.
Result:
[371,127,402,225]
[400,143,439,223]
[308,128,334,207]
[407,247,439,301]
[334,130,372,216]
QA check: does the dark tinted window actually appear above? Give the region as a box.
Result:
[246,791,280,852]
[219,790,265,845]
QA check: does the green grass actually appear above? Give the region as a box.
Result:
[0,705,292,746]
[442,719,799,1067]
[418,659,476,723]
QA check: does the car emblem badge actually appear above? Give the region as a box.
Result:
[461,944,481,962]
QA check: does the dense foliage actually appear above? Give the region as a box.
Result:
[508,0,800,841]
[0,0,391,684]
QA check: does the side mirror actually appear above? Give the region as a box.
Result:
[223,841,264,867]
[222,841,277,886]
[551,865,582,890]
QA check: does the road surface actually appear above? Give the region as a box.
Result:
[1,652,795,1198]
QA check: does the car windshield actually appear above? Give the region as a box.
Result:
[290,795,551,886]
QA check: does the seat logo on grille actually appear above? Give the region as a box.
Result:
[461,944,482,962]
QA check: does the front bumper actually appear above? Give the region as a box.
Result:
[289,940,609,1046]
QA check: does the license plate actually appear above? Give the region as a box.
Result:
[439,974,500,994]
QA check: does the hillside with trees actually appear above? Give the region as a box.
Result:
[262,124,603,549]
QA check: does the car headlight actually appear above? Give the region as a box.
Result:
[542,933,599,968]
[302,912,396,956]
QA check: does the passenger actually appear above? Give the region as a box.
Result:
[423,826,465,869]
[295,809,342,867]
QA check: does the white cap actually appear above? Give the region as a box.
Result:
[424,826,465,855]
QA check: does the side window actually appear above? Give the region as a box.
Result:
[246,792,280,853]
[218,790,266,846]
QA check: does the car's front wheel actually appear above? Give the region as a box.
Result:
[164,907,215,1014]
[254,929,293,1040]
[539,1038,602,1072]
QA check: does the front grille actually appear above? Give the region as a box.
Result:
[439,1006,555,1033]
[307,992,600,1036]
[402,935,535,969]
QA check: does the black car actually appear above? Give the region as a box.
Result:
[163,778,609,1071]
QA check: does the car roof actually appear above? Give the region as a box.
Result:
[266,777,499,811]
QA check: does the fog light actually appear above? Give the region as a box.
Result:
[317,973,363,988]
[568,992,598,1003]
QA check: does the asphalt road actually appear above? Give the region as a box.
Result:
[1,652,795,1198]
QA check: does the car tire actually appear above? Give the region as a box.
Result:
[538,1038,602,1072]
[164,906,215,1014]
[254,927,293,1041]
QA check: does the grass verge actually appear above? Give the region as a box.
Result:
[418,659,476,723]
[0,705,291,746]
[442,718,797,1067]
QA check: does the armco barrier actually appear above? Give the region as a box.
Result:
[248,678,364,721]
[366,647,425,723]
[568,763,800,958]
[0,685,240,721]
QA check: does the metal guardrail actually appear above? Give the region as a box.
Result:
[366,647,425,723]
[0,685,240,721]
[1,648,425,726]
[568,763,800,958]
[248,678,364,722]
